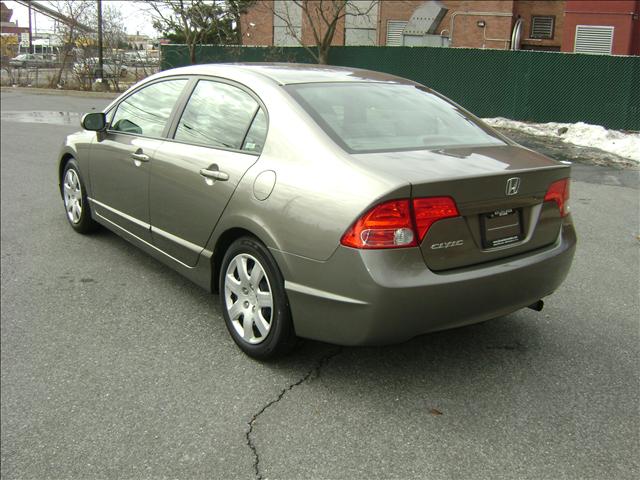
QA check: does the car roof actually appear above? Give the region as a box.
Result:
[158,63,418,86]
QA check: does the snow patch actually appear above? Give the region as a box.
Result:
[483,118,640,163]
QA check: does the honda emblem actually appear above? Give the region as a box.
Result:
[505,177,521,196]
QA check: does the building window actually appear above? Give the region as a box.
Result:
[574,25,614,55]
[273,0,301,46]
[386,20,408,46]
[345,0,378,46]
[530,16,555,39]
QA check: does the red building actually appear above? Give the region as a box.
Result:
[0,1,28,36]
[562,0,640,55]
[241,0,640,56]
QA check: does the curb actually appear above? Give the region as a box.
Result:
[0,87,119,99]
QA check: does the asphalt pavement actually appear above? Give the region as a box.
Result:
[1,90,639,479]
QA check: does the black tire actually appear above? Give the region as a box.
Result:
[219,236,296,360]
[61,158,98,234]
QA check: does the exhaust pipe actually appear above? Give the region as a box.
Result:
[527,300,544,312]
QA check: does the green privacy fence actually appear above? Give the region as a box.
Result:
[161,45,640,131]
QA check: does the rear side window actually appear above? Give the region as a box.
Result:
[110,79,187,137]
[175,80,259,150]
[286,82,505,153]
[242,109,267,153]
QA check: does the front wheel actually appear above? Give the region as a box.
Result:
[61,158,98,234]
[219,237,296,359]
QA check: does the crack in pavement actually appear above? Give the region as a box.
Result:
[245,347,343,480]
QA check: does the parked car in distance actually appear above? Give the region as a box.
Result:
[124,51,160,67]
[10,53,57,67]
[58,64,576,359]
[73,57,127,78]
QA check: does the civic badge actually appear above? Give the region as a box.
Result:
[505,177,520,196]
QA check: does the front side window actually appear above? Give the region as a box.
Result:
[175,80,259,150]
[110,79,187,137]
[286,82,505,153]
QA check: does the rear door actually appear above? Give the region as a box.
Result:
[149,78,268,266]
[89,78,189,241]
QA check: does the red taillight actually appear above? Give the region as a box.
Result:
[544,178,571,217]
[340,200,416,249]
[341,196,459,249]
[413,197,459,242]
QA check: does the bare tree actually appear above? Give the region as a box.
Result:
[96,5,128,91]
[47,0,94,87]
[265,0,379,64]
[145,0,239,64]
[224,0,256,44]
[100,5,127,52]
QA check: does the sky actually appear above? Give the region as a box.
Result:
[5,0,158,37]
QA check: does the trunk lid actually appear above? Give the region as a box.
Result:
[352,145,571,271]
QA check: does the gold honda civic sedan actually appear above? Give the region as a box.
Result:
[58,63,576,359]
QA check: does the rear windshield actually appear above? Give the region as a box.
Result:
[286,82,505,153]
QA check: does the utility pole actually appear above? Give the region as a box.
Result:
[97,0,104,83]
[27,0,32,53]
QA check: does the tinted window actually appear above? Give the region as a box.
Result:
[242,109,267,153]
[175,80,258,150]
[110,79,187,137]
[286,83,505,153]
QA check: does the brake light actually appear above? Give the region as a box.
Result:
[544,178,571,217]
[413,197,459,242]
[341,196,459,249]
[340,200,416,249]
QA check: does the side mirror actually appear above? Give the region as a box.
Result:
[81,112,106,131]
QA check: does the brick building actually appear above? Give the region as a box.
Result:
[562,0,640,55]
[1,1,28,61]
[0,1,28,35]
[240,0,640,55]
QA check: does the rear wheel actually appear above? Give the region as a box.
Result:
[219,236,296,359]
[62,158,98,234]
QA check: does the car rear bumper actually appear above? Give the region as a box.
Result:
[274,221,576,346]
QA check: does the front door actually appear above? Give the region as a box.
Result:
[89,78,189,241]
[149,79,268,266]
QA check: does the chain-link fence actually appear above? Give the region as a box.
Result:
[1,58,160,92]
[161,44,316,68]
[161,45,640,131]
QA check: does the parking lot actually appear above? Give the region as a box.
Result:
[1,89,638,479]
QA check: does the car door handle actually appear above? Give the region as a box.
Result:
[199,168,229,181]
[131,152,149,162]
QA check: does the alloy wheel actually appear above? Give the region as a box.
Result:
[63,169,83,224]
[223,253,274,344]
